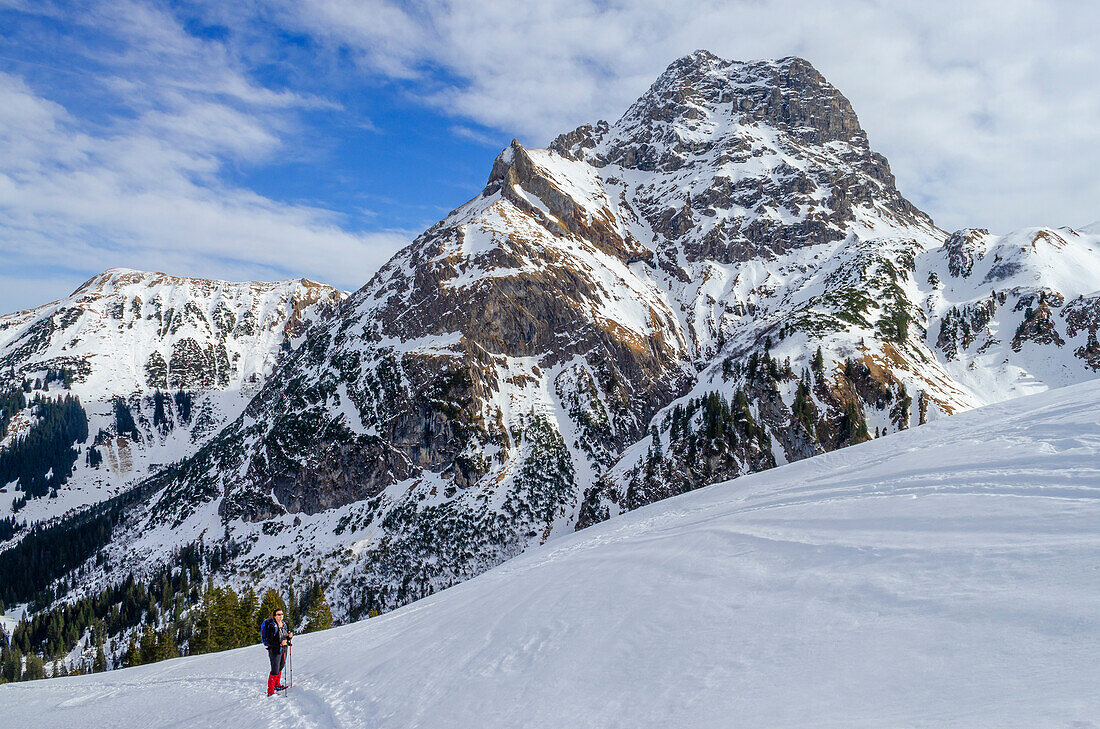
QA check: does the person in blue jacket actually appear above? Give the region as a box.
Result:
[260,608,293,695]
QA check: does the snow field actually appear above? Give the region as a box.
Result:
[3,378,1098,728]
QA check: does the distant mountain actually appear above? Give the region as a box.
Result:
[0,268,343,524]
[6,51,1099,641]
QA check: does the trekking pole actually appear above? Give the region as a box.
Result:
[288,643,293,691]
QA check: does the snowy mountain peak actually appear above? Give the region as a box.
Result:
[0,269,345,524]
[554,51,870,166]
[643,51,863,144]
[71,267,144,293]
[0,269,345,394]
[69,267,334,303]
[548,52,933,268]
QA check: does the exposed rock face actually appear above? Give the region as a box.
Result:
[937,294,1000,360]
[943,228,990,278]
[1063,293,1100,369]
[1012,292,1066,351]
[1064,293,1100,338]
[48,52,1100,622]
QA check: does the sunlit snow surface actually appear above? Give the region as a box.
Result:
[3,379,1099,729]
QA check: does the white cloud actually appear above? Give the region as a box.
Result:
[284,0,1100,233]
[449,125,507,147]
[0,0,409,314]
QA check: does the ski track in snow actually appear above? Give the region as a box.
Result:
[3,380,1100,728]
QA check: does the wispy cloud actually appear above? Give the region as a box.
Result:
[0,0,408,313]
[449,125,506,148]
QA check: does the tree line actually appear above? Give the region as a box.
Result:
[0,506,116,608]
[0,541,335,683]
[0,394,88,505]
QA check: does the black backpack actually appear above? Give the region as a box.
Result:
[260,618,275,648]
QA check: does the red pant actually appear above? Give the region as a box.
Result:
[266,647,287,695]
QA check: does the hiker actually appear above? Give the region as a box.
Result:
[260,608,293,695]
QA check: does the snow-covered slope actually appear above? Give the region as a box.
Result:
[4,378,1098,728]
[0,268,343,523]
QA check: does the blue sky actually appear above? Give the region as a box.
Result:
[1,0,1097,313]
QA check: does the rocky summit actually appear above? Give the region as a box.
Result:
[4,51,1100,629]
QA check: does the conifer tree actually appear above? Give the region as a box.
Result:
[220,587,245,649]
[152,390,169,433]
[113,398,139,440]
[839,400,870,444]
[124,638,141,668]
[192,585,245,653]
[174,390,192,423]
[156,626,179,661]
[23,652,45,681]
[256,589,286,635]
[792,377,816,434]
[2,646,21,682]
[139,624,158,665]
[286,582,297,629]
[304,585,333,632]
[238,587,258,647]
[190,586,215,654]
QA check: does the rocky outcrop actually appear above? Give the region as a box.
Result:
[936,294,1000,360]
[1063,293,1100,338]
[943,229,989,278]
[1012,291,1066,351]
[1063,293,1100,369]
